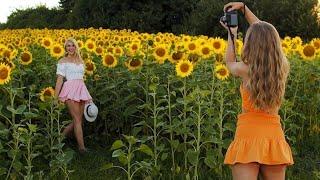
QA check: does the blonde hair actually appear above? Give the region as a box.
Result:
[64,38,81,59]
[241,21,290,110]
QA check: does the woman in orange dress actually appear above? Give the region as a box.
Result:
[220,2,293,180]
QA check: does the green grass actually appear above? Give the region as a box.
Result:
[65,135,320,180]
[65,138,125,180]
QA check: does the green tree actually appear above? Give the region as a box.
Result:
[3,6,66,29]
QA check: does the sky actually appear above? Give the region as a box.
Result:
[0,1,319,24]
[0,0,60,23]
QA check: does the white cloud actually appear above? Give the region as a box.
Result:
[0,0,60,23]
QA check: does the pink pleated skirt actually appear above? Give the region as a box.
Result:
[59,79,92,103]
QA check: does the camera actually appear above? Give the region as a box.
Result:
[220,7,238,27]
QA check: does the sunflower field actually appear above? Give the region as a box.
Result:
[0,28,319,179]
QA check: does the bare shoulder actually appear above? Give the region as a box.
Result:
[58,57,67,64]
[79,57,84,64]
[226,61,249,78]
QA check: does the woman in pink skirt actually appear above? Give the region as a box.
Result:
[54,37,92,153]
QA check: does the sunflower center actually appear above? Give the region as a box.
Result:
[0,67,9,79]
[188,54,199,63]
[180,63,190,73]
[217,69,227,76]
[96,47,103,54]
[21,53,31,62]
[303,45,315,57]
[188,43,196,51]
[130,59,141,67]
[3,50,11,58]
[104,55,114,65]
[44,90,52,97]
[172,52,183,61]
[132,44,138,51]
[107,47,113,53]
[54,47,61,54]
[88,43,94,49]
[156,48,166,57]
[313,41,320,49]
[44,40,51,47]
[202,47,210,55]
[213,42,221,49]
[86,63,94,71]
[115,48,121,54]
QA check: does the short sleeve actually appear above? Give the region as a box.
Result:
[56,63,65,77]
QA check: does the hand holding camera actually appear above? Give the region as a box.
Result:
[220,6,238,28]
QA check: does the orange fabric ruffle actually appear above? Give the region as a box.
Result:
[224,112,294,165]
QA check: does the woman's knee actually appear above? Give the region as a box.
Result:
[232,163,260,180]
[260,164,286,180]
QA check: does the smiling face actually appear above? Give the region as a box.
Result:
[65,41,76,56]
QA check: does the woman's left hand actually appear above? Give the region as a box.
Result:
[219,20,238,35]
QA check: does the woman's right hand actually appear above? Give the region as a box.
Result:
[224,2,244,13]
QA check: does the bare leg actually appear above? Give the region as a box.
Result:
[260,164,286,180]
[63,101,85,137]
[232,162,260,180]
[62,122,74,137]
[66,100,85,150]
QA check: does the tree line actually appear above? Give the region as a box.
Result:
[1,0,319,39]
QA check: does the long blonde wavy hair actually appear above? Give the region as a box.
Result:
[64,37,81,59]
[241,21,290,110]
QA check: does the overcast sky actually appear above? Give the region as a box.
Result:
[0,0,60,23]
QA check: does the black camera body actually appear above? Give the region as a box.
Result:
[220,7,238,27]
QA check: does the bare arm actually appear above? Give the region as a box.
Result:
[54,75,64,99]
[223,26,248,78]
[220,4,249,78]
[224,2,260,25]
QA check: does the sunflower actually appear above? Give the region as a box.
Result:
[184,41,198,54]
[153,44,169,64]
[281,40,291,55]
[292,36,302,46]
[41,37,53,49]
[85,60,96,75]
[187,53,200,64]
[214,64,229,80]
[113,46,124,56]
[210,38,226,54]
[125,58,143,71]
[39,87,55,102]
[168,51,185,64]
[50,44,65,58]
[23,37,32,46]
[102,54,118,68]
[20,51,33,65]
[97,40,104,47]
[85,39,96,52]
[299,44,316,61]
[198,44,213,59]
[311,38,320,53]
[181,35,191,43]
[77,40,84,49]
[214,53,224,64]
[175,60,194,78]
[94,46,104,56]
[1,48,12,60]
[0,63,12,85]
[236,39,243,55]
[127,41,141,55]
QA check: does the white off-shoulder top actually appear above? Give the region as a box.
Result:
[56,63,85,80]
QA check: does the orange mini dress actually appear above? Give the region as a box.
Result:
[224,84,294,165]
